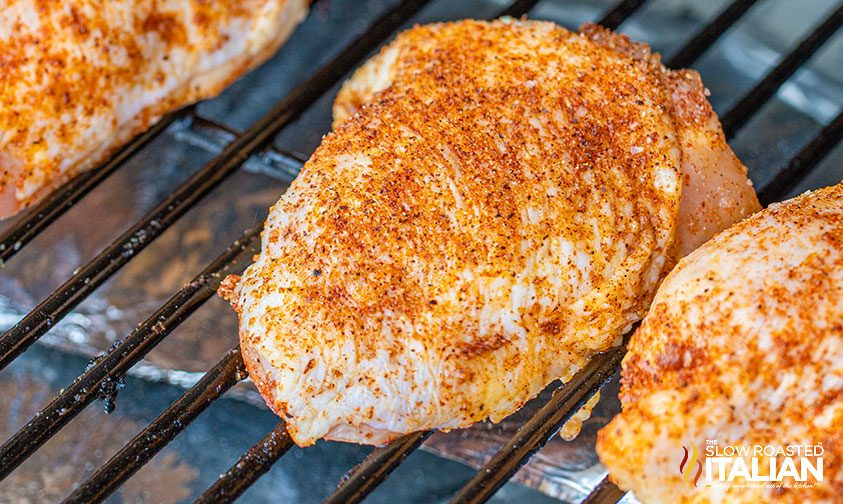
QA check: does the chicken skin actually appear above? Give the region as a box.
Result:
[0,0,307,218]
[220,19,759,446]
[597,182,842,503]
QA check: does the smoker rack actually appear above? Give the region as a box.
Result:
[0,0,840,502]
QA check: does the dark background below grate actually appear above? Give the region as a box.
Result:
[0,0,840,502]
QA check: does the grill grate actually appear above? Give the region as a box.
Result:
[196,422,294,504]
[720,4,843,137]
[664,0,762,69]
[324,431,434,504]
[758,109,843,205]
[0,0,840,503]
[67,347,246,503]
[581,476,627,504]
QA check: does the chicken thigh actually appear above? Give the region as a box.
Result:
[0,0,307,218]
[597,182,842,503]
[221,19,759,446]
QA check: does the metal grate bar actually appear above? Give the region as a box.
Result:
[0,110,186,265]
[177,115,305,182]
[194,422,293,504]
[325,431,433,504]
[449,343,627,504]
[0,225,263,480]
[582,476,625,504]
[757,109,843,205]
[63,347,247,504]
[0,0,433,371]
[721,4,843,138]
[665,0,762,69]
[498,0,543,18]
[597,0,649,31]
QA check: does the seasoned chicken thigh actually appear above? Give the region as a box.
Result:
[597,182,842,503]
[221,19,759,446]
[0,0,307,218]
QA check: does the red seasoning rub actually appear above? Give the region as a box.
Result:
[0,0,308,218]
[221,19,759,447]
